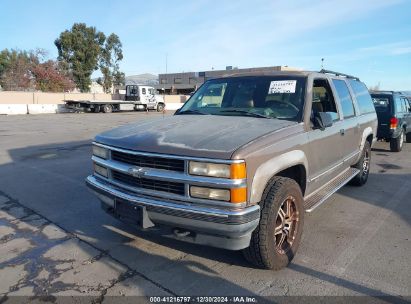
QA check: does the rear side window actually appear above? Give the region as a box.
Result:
[332,79,355,118]
[348,80,375,114]
[372,96,390,112]
[401,98,410,112]
[394,96,404,113]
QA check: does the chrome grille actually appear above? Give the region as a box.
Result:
[112,170,185,195]
[111,150,185,172]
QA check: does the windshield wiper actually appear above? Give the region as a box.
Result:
[177,109,208,115]
[218,110,272,119]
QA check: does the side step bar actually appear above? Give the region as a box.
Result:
[304,168,360,213]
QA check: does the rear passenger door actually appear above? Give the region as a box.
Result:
[331,79,360,163]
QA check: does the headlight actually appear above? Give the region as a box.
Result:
[189,161,246,179]
[190,186,230,201]
[93,145,108,159]
[190,186,247,203]
[94,163,108,177]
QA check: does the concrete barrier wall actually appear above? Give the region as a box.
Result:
[164,95,189,103]
[0,92,33,104]
[0,102,184,114]
[34,93,65,104]
[165,103,183,110]
[0,92,113,104]
[27,104,58,114]
[0,104,28,115]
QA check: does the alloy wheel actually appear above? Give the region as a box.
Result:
[400,131,404,148]
[362,149,370,176]
[274,196,299,254]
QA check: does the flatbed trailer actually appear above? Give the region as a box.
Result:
[64,99,146,113]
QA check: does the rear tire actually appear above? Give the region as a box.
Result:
[102,104,113,113]
[243,176,304,270]
[350,141,371,186]
[390,129,404,152]
[406,131,411,143]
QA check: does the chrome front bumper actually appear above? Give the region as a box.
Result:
[86,175,260,250]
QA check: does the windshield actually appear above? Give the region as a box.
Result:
[177,76,307,121]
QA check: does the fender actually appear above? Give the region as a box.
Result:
[360,126,374,151]
[249,150,308,204]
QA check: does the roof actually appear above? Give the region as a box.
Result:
[213,69,361,80]
[218,70,310,78]
[370,91,406,95]
[155,70,363,90]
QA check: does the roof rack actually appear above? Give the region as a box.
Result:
[319,69,359,80]
[370,90,404,95]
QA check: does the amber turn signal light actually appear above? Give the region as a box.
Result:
[230,163,246,179]
[230,188,247,203]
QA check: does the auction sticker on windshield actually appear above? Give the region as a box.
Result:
[268,80,297,94]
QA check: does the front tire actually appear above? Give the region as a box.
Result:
[157,103,165,112]
[243,177,304,270]
[390,129,404,152]
[350,141,371,186]
[406,131,411,143]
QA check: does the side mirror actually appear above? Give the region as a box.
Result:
[313,112,333,130]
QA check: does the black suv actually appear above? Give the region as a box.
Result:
[371,91,411,152]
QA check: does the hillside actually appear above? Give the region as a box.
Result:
[125,73,158,85]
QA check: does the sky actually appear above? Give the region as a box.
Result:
[0,0,410,90]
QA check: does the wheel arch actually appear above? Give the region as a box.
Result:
[249,150,308,204]
[360,126,374,151]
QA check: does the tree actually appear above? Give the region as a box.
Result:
[55,23,105,92]
[369,82,381,91]
[31,60,75,92]
[99,33,123,93]
[0,49,38,91]
[113,70,125,86]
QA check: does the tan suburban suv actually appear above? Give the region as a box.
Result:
[86,70,378,270]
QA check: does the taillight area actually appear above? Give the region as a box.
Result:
[390,117,398,129]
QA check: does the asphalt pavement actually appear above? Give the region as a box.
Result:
[0,112,410,302]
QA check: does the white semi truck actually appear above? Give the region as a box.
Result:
[65,85,165,113]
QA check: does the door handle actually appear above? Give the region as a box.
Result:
[340,129,345,136]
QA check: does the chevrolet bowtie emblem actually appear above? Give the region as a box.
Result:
[128,167,147,178]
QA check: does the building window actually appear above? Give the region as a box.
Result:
[189,77,197,84]
[174,78,182,84]
[160,79,167,84]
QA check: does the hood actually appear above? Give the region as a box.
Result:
[95,115,297,159]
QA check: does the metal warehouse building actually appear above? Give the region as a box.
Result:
[156,65,301,94]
